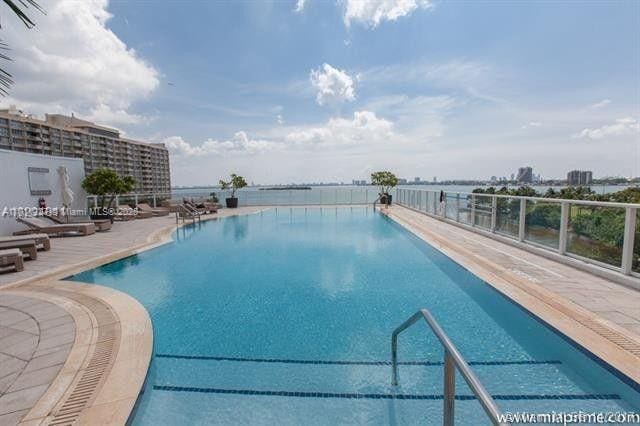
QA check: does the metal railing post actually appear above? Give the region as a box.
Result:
[433,191,438,214]
[471,194,476,226]
[518,199,527,242]
[443,351,456,426]
[558,202,569,255]
[490,196,497,231]
[456,193,460,222]
[134,194,139,206]
[621,207,637,274]
[153,193,157,208]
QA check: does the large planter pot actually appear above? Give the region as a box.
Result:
[380,194,392,205]
[226,197,238,208]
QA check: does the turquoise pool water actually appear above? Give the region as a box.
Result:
[68,208,640,425]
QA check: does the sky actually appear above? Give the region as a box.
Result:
[1,0,638,186]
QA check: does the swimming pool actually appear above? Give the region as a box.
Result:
[68,207,640,424]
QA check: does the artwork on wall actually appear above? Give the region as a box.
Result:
[27,167,52,196]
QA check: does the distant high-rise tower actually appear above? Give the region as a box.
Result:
[433,176,437,183]
[516,167,533,183]
[567,170,593,186]
[414,177,420,183]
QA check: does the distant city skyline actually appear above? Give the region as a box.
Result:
[0,0,638,186]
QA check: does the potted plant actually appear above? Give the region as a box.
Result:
[82,168,136,222]
[219,173,247,208]
[371,171,398,206]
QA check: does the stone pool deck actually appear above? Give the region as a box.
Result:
[0,205,638,424]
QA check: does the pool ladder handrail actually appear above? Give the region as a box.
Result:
[174,204,202,224]
[392,309,509,426]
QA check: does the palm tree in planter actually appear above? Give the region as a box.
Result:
[219,174,247,208]
[82,168,135,221]
[371,171,398,206]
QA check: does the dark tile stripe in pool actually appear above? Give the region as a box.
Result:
[152,386,620,401]
[155,354,562,367]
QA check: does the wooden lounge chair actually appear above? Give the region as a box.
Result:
[45,214,112,232]
[0,240,37,260]
[0,248,24,272]
[116,205,153,220]
[184,200,210,214]
[137,203,170,217]
[0,234,51,251]
[15,217,96,236]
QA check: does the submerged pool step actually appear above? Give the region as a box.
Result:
[152,354,590,397]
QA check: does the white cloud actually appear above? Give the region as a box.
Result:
[294,0,306,12]
[310,63,356,106]
[521,121,542,129]
[343,0,433,28]
[2,0,158,126]
[573,117,639,139]
[590,99,611,109]
[84,104,154,126]
[276,114,284,125]
[285,110,393,146]
[165,131,282,157]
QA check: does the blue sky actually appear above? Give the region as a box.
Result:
[2,0,639,185]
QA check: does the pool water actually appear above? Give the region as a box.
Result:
[68,208,640,425]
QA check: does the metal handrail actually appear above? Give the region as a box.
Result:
[373,195,382,211]
[397,187,639,208]
[392,309,508,426]
[174,204,201,224]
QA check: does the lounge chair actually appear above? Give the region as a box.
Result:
[184,200,213,214]
[45,214,112,232]
[0,240,37,260]
[0,248,24,272]
[15,217,96,236]
[112,205,146,221]
[137,203,170,217]
[0,234,51,251]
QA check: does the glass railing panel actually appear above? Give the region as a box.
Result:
[567,204,625,268]
[634,210,640,274]
[117,195,136,208]
[459,194,473,225]
[336,189,351,204]
[473,195,492,230]
[524,200,560,249]
[495,197,520,239]
[351,189,367,204]
[445,193,458,220]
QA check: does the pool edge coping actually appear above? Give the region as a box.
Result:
[380,205,640,389]
[4,282,152,426]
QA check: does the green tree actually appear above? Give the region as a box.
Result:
[82,168,136,209]
[370,171,398,196]
[219,173,248,198]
